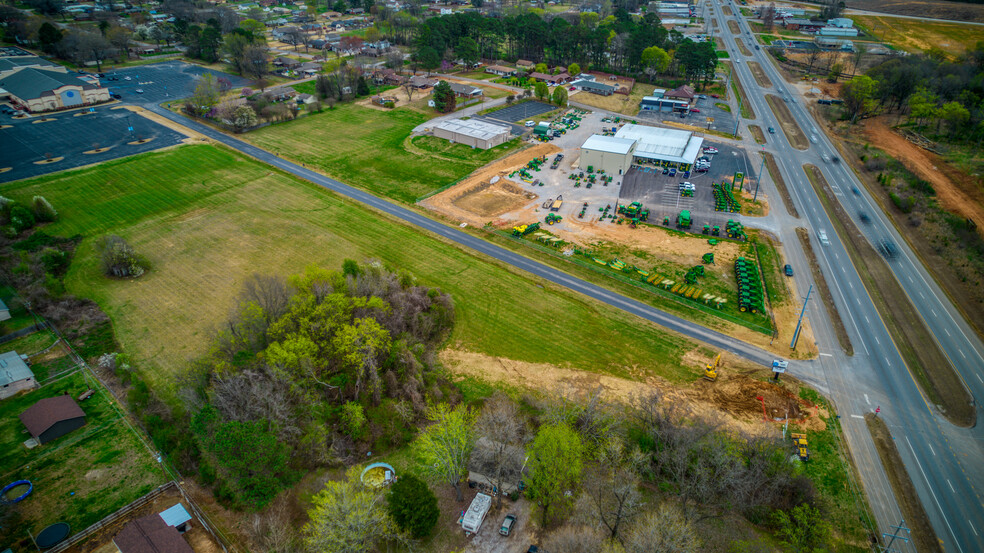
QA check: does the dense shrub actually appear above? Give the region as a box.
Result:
[97,235,147,277]
[889,192,914,214]
[9,205,35,232]
[32,196,57,222]
[387,474,439,538]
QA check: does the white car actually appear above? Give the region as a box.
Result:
[702,147,719,154]
[525,121,535,127]
[124,76,131,81]
[817,229,830,246]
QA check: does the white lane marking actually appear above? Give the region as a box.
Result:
[865,316,870,324]
[875,336,880,345]
[856,298,861,305]
[819,353,833,357]
[850,414,864,419]
[948,479,955,493]
[932,309,939,317]
[976,373,982,384]
[907,436,964,553]
[928,443,936,456]
[945,328,951,337]
[920,292,926,299]
[849,282,854,289]
[961,350,967,359]
[908,276,913,283]
[971,520,979,536]
[864,394,870,405]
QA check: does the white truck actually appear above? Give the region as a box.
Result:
[461,493,492,534]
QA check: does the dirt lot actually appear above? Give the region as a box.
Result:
[728,19,741,34]
[766,95,808,150]
[464,497,533,553]
[747,61,772,89]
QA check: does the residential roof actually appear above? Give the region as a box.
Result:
[159,504,192,528]
[529,72,553,81]
[516,59,534,66]
[0,67,99,101]
[272,56,301,66]
[0,298,7,311]
[449,82,482,95]
[19,395,85,438]
[665,85,695,99]
[409,75,437,87]
[615,124,704,165]
[486,65,515,73]
[572,79,615,92]
[433,118,511,140]
[0,351,33,387]
[581,134,636,155]
[114,513,194,553]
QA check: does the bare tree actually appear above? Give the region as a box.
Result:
[250,493,299,553]
[210,367,302,440]
[402,81,417,102]
[471,393,526,509]
[585,436,646,542]
[850,43,866,77]
[762,3,776,32]
[542,524,606,553]
[621,505,699,553]
[806,46,823,73]
[239,273,293,323]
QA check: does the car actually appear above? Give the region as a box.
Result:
[784,264,794,276]
[501,514,517,536]
[711,93,720,98]
[698,94,707,99]
[691,108,700,113]
[135,88,144,93]
[817,229,830,246]
[702,147,718,154]
[662,167,669,175]
[669,168,677,176]
[810,135,818,143]
[852,186,861,196]
[755,45,760,50]
[525,121,535,127]
[859,211,870,224]
[110,93,122,99]
[880,240,898,258]
[831,156,840,163]
[768,127,775,134]
[124,76,131,81]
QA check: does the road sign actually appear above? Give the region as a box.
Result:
[706,117,714,123]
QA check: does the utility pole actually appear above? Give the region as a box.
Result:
[790,284,812,349]
[879,519,910,552]
[754,147,766,201]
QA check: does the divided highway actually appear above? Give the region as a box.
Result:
[712,2,984,551]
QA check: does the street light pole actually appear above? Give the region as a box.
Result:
[790,284,813,349]
[754,147,766,201]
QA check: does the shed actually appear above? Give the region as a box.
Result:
[515,59,534,69]
[0,351,35,400]
[114,512,193,553]
[19,395,86,444]
[533,121,551,136]
[0,298,9,322]
[461,493,492,533]
[432,118,512,150]
[159,503,193,533]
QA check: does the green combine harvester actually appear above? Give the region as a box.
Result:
[677,210,692,229]
[726,220,747,241]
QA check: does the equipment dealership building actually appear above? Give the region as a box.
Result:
[431,118,512,150]
[579,124,704,175]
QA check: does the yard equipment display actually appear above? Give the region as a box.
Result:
[512,222,540,236]
[704,353,722,381]
[677,210,692,229]
[617,202,649,222]
[545,213,562,225]
[712,182,741,212]
[726,220,747,241]
[679,182,695,197]
[733,171,745,191]
[702,252,715,264]
[734,256,765,314]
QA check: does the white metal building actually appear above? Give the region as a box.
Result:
[579,135,636,175]
[431,118,512,149]
[615,124,704,168]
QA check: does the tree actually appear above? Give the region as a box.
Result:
[585,436,645,541]
[32,196,57,222]
[841,74,878,123]
[850,43,866,77]
[456,36,479,66]
[772,503,831,552]
[535,62,548,74]
[552,85,568,106]
[526,423,584,526]
[331,317,390,401]
[38,22,62,54]
[908,87,937,128]
[472,393,525,509]
[241,45,269,80]
[534,80,549,100]
[415,402,475,501]
[356,75,370,96]
[106,25,132,60]
[189,73,221,117]
[940,101,970,132]
[640,46,670,79]
[543,525,605,553]
[387,474,439,538]
[97,235,146,278]
[232,105,258,131]
[303,467,404,553]
[827,62,843,83]
[402,81,418,102]
[568,62,581,76]
[432,80,456,113]
[619,505,699,553]
[414,45,440,72]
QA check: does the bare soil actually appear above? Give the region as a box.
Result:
[865,413,942,553]
[452,179,537,217]
[736,38,752,57]
[796,227,854,355]
[804,165,974,427]
[846,0,984,23]
[747,61,772,89]
[728,20,740,34]
[749,125,766,145]
[766,95,808,150]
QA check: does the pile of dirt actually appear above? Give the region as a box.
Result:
[690,374,808,422]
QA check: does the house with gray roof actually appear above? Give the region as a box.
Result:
[0,351,35,400]
[0,67,109,113]
[571,79,615,96]
[449,82,483,98]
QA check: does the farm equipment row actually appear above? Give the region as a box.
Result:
[734,256,765,314]
[712,182,741,212]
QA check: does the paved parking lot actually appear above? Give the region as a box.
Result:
[618,140,754,230]
[0,107,185,183]
[636,95,736,136]
[485,101,557,124]
[104,61,249,104]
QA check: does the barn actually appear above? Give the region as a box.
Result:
[19,394,86,444]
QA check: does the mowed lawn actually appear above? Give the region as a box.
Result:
[3,145,695,393]
[1,372,164,546]
[243,102,522,203]
[853,15,982,58]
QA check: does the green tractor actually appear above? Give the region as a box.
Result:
[545,213,563,225]
[677,210,692,229]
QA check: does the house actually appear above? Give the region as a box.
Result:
[271,25,301,40]
[114,509,194,553]
[485,65,516,77]
[571,79,615,96]
[552,72,572,84]
[782,18,823,31]
[265,87,297,101]
[0,351,35,400]
[296,93,316,105]
[19,394,86,444]
[408,75,437,89]
[0,67,110,113]
[272,56,301,69]
[298,61,322,76]
[0,298,9,322]
[664,85,695,104]
[528,71,553,83]
[309,38,328,50]
[515,59,534,70]
[449,82,483,98]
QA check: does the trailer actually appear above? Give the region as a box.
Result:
[550,195,564,212]
[461,493,492,534]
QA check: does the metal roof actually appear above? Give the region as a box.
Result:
[159,503,192,527]
[0,350,33,386]
[572,79,615,92]
[615,125,704,164]
[0,56,60,74]
[0,67,99,101]
[581,134,636,155]
[433,118,511,141]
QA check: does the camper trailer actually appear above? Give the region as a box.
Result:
[461,493,492,534]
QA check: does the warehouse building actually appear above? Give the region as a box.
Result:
[640,96,690,112]
[579,124,703,174]
[432,118,512,149]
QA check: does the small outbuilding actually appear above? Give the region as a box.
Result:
[0,298,10,322]
[0,351,35,400]
[114,510,194,553]
[432,118,512,150]
[19,394,86,444]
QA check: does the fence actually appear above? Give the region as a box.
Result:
[0,322,46,345]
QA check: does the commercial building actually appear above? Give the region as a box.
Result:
[0,67,109,113]
[578,124,704,175]
[640,96,689,112]
[818,26,858,36]
[432,118,512,149]
[0,351,35,400]
[571,79,615,96]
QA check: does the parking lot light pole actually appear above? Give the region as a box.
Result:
[754,147,766,201]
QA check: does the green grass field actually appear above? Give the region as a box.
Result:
[1,372,165,550]
[3,145,696,392]
[243,102,523,203]
[853,15,981,58]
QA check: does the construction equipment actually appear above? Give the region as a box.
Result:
[677,210,692,229]
[791,433,810,461]
[704,353,722,381]
[545,213,562,225]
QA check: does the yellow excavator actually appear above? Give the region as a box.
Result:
[704,353,722,382]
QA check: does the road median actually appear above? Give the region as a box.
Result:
[765,94,808,149]
[795,227,853,355]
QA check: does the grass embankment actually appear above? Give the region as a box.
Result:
[717,50,731,59]
[803,165,973,427]
[0,372,165,548]
[243,102,522,203]
[736,38,752,57]
[865,413,942,553]
[730,70,755,120]
[795,228,853,355]
[749,125,766,144]
[762,152,798,217]
[3,145,697,391]
[765,94,808,150]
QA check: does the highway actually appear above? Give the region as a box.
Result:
[709,2,984,551]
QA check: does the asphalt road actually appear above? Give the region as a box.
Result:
[712,2,984,551]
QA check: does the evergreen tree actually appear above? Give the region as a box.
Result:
[387,474,439,538]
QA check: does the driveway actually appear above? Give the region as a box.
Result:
[464,497,533,553]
